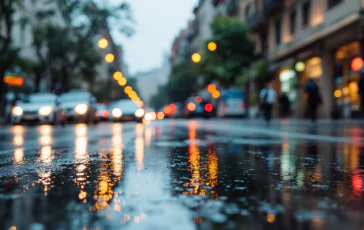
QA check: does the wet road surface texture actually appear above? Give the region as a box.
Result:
[1,119,364,230]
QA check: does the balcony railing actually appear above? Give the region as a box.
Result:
[246,12,268,31]
[264,0,284,15]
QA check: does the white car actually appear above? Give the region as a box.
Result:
[11,93,66,125]
[110,99,144,122]
[59,91,99,124]
[217,88,246,118]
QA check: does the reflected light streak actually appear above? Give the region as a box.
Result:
[145,128,152,147]
[112,148,123,177]
[38,170,52,195]
[38,125,52,135]
[12,125,25,136]
[13,148,24,164]
[188,120,201,194]
[13,135,23,146]
[207,149,219,188]
[39,135,52,146]
[75,124,87,137]
[135,137,144,171]
[40,146,53,165]
[135,124,145,171]
[75,136,88,159]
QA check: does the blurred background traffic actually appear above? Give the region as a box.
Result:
[2,0,364,124]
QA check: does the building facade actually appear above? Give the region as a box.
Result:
[241,0,364,118]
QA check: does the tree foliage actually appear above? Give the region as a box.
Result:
[199,16,256,87]
[31,0,133,92]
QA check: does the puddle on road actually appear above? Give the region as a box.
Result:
[0,122,364,230]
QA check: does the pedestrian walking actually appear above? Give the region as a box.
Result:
[279,92,290,118]
[358,73,364,110]
[304,78,322,124]
[259,81,277,124]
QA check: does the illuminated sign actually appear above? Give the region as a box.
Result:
[4,76,24,86]
[351,57,364,72]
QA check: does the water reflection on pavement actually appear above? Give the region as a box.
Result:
[0,120,364,229]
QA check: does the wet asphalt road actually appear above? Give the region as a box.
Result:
[1,119,364,230]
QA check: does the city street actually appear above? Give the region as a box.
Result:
[1,119,364,229]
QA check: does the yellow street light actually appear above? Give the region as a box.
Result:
[113,71,123,80]
[118,77,127,86]
[105,53,114,63]
[208,42,217,52]
[334,90,342,98]
[124,86,132,94]
[212,90,220,99]
[191,53,201,63]
[98,38,108,49]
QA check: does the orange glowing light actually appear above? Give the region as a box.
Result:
[212,90,220,98]
[195,96,202,103]
[157,112,165,120]
[334,90,342,98]
[267,213,275,223]
[124,86,132,94]
[4,76,24,86]
[187,102,196,111]
[207,84,216,93]
[351,57,364,72]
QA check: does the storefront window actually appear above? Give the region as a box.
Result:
[304,57,322,83]
[279,69,297,102]
[335,41,360,111]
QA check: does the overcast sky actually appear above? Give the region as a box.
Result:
[111,0,197,75]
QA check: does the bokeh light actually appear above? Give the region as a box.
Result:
[113,71,123,80]
[212,90,220,99]
[207,42,217,52]
[118,78,127,86]
[98,38,108,49]
[124,86,132,94]
[105,53,115,63]
[191,53,201,63]
[334,90,342,98]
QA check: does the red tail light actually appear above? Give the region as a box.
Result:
[102,110,109,118]
[239,103,245,109]
[205,103,213,112]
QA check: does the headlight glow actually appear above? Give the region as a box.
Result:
[12,106,23,116]
[145,113,153,121]
[75,104,88,115]
[39,106,53,116]
[135,108,145,118]
[112,108,122,118]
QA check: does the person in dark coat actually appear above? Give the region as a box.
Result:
[358,73,364,110]
[279,92,290,118]
[304,79,322,123]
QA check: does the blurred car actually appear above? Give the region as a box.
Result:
[217,88,246,118]
[59,90,99,124]
[110,99,144,122]
[183,97,213,118]
[96,103,109,121]
[144,108,157,121]
[170,102,184,118]
[11,93,66,125]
